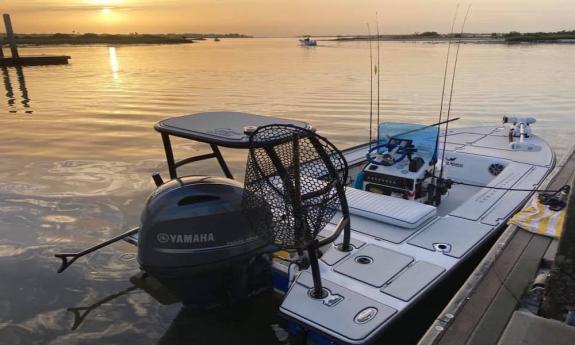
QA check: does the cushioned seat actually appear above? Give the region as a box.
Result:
[345,188,437,229]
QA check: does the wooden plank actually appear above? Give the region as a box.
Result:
[498,310,575,345]
[547,147,575,191]
[0,56,70,66]
[467,288,518,345]
[504,235,551,296]
[465,235,551,345]
[436,229,532,345]
[542,239,559,268]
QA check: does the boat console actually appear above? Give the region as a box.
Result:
[358,123,439,202]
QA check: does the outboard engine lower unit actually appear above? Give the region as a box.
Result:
[137,176,272,307]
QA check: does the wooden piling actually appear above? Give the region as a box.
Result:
[0,13,70,66]
[3,14,19,58]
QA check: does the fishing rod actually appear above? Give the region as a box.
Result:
[367,23,374,149]
[432,3,459,171]
[376,12,381,143]
[433,4,472,205]
[439,5,471,180]
[427,4,459,205]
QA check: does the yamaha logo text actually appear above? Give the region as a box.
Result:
[156,232,215,244]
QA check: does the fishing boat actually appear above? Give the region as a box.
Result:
[55,111,554,344]
[214,37,220,42]
[300,36,317,46]
[55,11,555,343]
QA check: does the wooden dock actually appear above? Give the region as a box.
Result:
[1,13,70,67]
[418,145,575,345]
[0,55,70,66]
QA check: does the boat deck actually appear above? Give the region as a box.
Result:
[280,126,555,344]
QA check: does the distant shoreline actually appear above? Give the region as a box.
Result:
[329,31,575,44]
[2,33,252,46]
[329,36,503,44]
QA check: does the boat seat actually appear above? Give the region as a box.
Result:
[345,187,437,229]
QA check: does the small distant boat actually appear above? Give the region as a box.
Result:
[214,37,220,42]
[299,36,317,46]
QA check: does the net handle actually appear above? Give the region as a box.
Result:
[317,216,349,247]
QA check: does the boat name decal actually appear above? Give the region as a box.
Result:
[445,157,463,168]
[156,232,215,244]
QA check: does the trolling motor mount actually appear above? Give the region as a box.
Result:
[503,116,541,152]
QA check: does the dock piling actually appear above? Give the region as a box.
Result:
[0,13,70,66]
[3,14,19,58]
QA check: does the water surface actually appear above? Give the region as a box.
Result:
[1,38,574,344]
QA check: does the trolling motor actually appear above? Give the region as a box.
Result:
[503,116,541,152]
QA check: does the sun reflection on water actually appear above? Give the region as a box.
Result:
[108,47,120,80]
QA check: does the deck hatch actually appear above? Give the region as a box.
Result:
[381,261,445,301]
[408,216,492,258]
[334,245,414,287]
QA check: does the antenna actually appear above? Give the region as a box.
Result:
[433,4,471,206]
[367,23,374,149]
[376,12,381,143]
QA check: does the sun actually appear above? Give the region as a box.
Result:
[101,7,112,15]
[89,0,122,4]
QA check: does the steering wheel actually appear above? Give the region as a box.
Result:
[366,143,408,166]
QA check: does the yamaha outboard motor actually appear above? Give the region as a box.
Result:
[137,176,273,307]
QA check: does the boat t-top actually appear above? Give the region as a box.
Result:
[55,111,554,344]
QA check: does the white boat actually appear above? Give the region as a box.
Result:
[274,116,554,344]
[300,36,317,46]
[56,112,554,344]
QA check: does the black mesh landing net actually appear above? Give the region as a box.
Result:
[242,124,348,250]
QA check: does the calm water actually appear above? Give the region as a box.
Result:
[1,38,574,344]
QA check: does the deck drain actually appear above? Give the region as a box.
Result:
[433,243,452,253]
[355,256,373,265]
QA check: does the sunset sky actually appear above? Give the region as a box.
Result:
[3,0,574,36]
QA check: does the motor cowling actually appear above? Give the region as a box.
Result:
[137,176,271,277]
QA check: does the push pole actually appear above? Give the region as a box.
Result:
[3,14,19,59]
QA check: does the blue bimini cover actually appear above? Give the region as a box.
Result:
[378,122,439,163]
